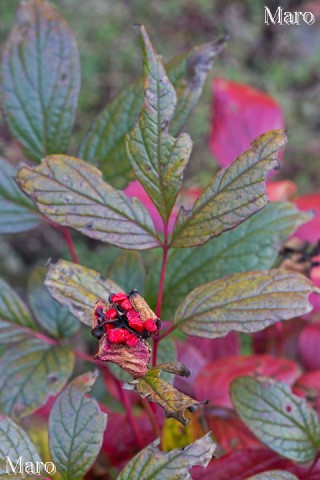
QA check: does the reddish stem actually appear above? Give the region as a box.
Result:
[158,323,176,340]
[141,397,161,438]
[62,228,79,264]
[115,380,144,449]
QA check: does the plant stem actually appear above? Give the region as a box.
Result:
[115,378,144,449]
[62,227,79,264]
[141,397,161,438]
[153,244,168,366]
[158,324,176,340]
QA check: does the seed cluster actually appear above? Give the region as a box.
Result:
[92,290,160,347]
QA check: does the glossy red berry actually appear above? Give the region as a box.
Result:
[110,292,128,303]
[120,299,133,311]
[128,314,144,333]
[144,318,158,333]
[104,323,114,331]
[125,333,139,347]
[105,308,118,319]
[108,328,129,344]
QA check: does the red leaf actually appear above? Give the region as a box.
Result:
[174,341,207,397]
[299,322,320,370]
[193,449,293,480]
[210,78,284,168]
[125,180,200,233]
[294,194,320,243]
[194,355,300,408]
[206,413,262,453]
[267,180,297,201]
[102,410,156,468]
[184,333,240,363]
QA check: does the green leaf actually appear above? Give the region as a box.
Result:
[231,376,320,463]
[49,371,107,480]
[126,25,192,221]
[117,432,215,480]
[45,260,121,326]
[0,277,36,344]
[16,155,160,249]
[1,0,80,162]
[79,38,225,188]
[172,130,287,247]
[28,267,80,339]
[128,362,205,426]
[107,251,145,294]
[174,269,317,338]
[147,202,310,317]
[0,159,41,233]
[245,472,299,480]
[0,414,41,466]
[0,338,74,420]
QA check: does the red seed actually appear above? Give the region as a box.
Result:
[120,299,133,311]
[126,333,139,347]
[128,315,144,333]
[104,323,114,331]
[110,292,128,303]
[108,328,129,344]
[145,318,158,333]
[127,310,139,321]
[105,308,118,319]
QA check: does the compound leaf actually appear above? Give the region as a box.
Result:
[231,376,320,463]
[126,25,192,221]
[128,362,206,426]
[172,130,287,247]
[0,159,41,233]
[1,0,80,161]
[45,260,121,326]
[16,155,160,249]
[0,338,74,420]
[147,202,310,317]
[117,432,215,480]
[174,269,317,338]
[28,267,79,339]
[49,371,107,480]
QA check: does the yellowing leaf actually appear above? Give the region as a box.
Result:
[45,260,121,326]
[128,362,207,426]
[162,413,205,451]
[174,269,317,338]
[172,130,287,247]
[16,155,160,249]
[126,25,192,221]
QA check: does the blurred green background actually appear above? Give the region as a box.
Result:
[0,0,319,282]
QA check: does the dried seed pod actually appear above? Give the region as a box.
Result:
[96,335,151,377]
[128,289,158,322]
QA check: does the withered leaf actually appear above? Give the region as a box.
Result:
[128,362,206,425]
